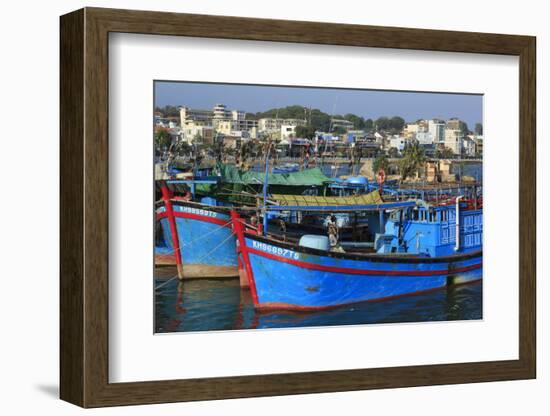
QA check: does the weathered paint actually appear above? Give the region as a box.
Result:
[230,201,483,312]
[157,202,239,278]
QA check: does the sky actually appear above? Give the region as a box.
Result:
[155,81,483,128]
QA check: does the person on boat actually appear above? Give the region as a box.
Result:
[250,214,258,227]
[182,191,192,201]
[327,213,340,249]
[278,218,287,241]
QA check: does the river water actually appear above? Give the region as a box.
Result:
[154,267,482,333]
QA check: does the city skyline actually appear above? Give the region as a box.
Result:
[155,81,483,129]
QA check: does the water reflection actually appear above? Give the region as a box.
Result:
[154,267,482,333]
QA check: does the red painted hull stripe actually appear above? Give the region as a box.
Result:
[246,247,482,277]
[156,211,229,227]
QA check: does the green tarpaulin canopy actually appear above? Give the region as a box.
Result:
[218,164,330,186]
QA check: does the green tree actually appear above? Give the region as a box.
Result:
[175,141,191,156]
[332,126,347,135]
[389,116,405,132]
[343,113,365,129]
[375,116,390,131]
[436,146,455,159]
[295,125,316,139]
[399,142,426,180]
[155,105,180,117]
[373,154,389,174]
[365,118,374,130]
[388,147,399,158]
[154,128,171,150]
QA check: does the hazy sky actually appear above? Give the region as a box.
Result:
[155,81,483,128]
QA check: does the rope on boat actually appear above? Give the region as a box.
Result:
[154,230,237,291]
[154,274,180,291]
[192,231,237,263]
[158,220,232,256]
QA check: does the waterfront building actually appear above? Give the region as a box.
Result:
[473,135,483,157]
[444,128,463,155]
[463,136,477,157]
[416,130,433,145]
[428,119,446,145]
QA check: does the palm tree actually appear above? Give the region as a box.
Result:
[154,128,171,151]
[399,142,426,180]
[373,154,389,174]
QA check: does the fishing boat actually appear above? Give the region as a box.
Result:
[154,164,332,279]
[232,197,482,311]
[155,182,239,279]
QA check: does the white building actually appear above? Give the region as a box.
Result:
[444,129,463,155]
[389,135,406,152]
[281,124,299,140]
[182,122,214,144]
[416,131,433,145]
[463,136,477,157]
[258,118,305,133]
[179,106,211,125]
[428,119,446,145]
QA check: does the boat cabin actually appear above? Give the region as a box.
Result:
[377,202,482,257]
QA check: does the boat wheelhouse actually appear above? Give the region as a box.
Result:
[232,198,482,311]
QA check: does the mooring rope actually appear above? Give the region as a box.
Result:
[157,220,232,255]
[154,230,237,291]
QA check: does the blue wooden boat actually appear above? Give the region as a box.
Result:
[232,200,482,311]
[156,184,239,279]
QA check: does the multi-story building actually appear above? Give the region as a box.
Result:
[213,103,231,120]
[258,118,305,133]
[446,118,461,131]
[404,123,419,138]
[281,124,299,140]
[330,118,354,131]
[428,119,446,145]
[234,119,258,132]
[182,122,214,145]
[416,131,433,145]
[473,135,483,157]
[179,106,212,125]
[444,128,463,155]
[389,135,406,153]
[462,136,476,157]
[179,104,258,137]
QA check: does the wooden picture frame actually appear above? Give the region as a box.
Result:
[60,7,536,408]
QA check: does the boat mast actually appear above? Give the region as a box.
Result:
[455,195,463,251]
[262,139,271,236]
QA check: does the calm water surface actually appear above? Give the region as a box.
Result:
[154,267,482,333]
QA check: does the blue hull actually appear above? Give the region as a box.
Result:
[243,235,482,311]
[157,203,238,277]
